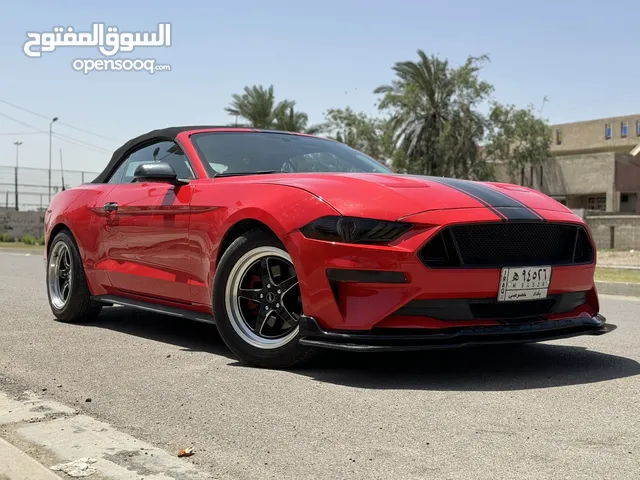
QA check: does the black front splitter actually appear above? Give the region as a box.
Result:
[297,314,616,352]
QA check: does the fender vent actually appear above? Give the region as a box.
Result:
[573,227,595,264]
[417,229,461,267]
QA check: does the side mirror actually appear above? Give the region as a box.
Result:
[133,162,188,185]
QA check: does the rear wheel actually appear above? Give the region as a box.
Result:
[46,230,102,322]
[213,229,315,368]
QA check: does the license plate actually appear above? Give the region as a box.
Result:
[497,266,552,302]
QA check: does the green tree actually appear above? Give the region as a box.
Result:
[483,102,551,184]
[225,85,279,128]
[226,85,323,133]
[322,107,392,162]
[274,101,326,134]
[374,51,493,179]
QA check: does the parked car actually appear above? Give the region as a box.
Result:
[44,126,615,368]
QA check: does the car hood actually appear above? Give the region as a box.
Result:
[259,173,573,221]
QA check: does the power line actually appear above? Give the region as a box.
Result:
[0,99,121,143]
[0,132,45,136]
[0,111,112,153]
[0,112,44,133]
[53,133,111,153]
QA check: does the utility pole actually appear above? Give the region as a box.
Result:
[48,116,58,203]
[60,148,66,191]
[13,141,22,211]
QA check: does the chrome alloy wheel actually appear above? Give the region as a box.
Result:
[48,241,72,310]
[225,246,302,350]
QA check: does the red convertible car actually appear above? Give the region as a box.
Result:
[44,126,615,368]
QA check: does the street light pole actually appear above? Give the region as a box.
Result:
[13,141,22,211]
[48,117,58,203]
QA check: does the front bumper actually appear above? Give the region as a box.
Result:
[298,313,616,352]
[283,221,599,332]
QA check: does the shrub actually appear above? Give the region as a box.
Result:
[0,232,15,243]
[36,235,46,245]
[21,234,37,245]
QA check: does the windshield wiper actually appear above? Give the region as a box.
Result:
[214,170,283,177]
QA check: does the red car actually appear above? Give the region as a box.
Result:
[44,126,615,368]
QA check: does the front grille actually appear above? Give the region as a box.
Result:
[419,222,594,268]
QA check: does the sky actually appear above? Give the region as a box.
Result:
[0,0,638,175]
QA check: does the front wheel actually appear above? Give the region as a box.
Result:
[213,229,315,368]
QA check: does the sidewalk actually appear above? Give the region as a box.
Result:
[0,437,61,480]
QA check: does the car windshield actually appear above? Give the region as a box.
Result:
[191,132,392,176]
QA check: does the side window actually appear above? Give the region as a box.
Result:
[106,141,196,184]
[107,160,128,184]
[151,141,195,179]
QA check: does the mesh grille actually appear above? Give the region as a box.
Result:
[420,223,593,268]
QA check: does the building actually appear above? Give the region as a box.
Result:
[495,114,640,213]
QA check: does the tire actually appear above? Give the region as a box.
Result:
[46,229,102,323]
[213,229,315,369]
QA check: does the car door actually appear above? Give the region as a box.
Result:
[97,140,197,304]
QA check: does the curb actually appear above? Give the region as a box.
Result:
[0,437,62,479]
[596,281,640,297]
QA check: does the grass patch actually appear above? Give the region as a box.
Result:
[0,241,44,251]
[595,267,640,284]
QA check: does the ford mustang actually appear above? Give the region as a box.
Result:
[44,126,615,368]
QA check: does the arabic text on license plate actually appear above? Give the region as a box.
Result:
[497,266,552,302]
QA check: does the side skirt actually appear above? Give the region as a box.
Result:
[91,295,216,325]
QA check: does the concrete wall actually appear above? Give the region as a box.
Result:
[540,152,615,198]
[615,155,640,191]
[0,209,45,239]
[492,152,640,212]
[4,207,640,251]
[586,215,640,250]
[615,155,640,213]
[550,114,640,156]
[493,152,618,209]
[493,153,615,195]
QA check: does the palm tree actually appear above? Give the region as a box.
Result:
[226,85,325,134]
[225,85,278,129]
[374,50,492,179]
[273,101,314,132]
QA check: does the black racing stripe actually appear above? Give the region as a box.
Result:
[483,186,546,221]
[426,177,508,221]
[494,207,541,221]
[427,177,545,221]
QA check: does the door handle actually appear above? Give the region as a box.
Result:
[104,202,118,213]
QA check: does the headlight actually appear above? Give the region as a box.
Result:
[300,216,413,244]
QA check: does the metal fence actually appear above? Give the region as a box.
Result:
[0,165,99,211]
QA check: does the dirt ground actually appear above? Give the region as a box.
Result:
[597,249,640,266]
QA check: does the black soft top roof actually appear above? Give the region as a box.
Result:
[91,125,228,183]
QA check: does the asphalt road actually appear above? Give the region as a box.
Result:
[0,248,638,479]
